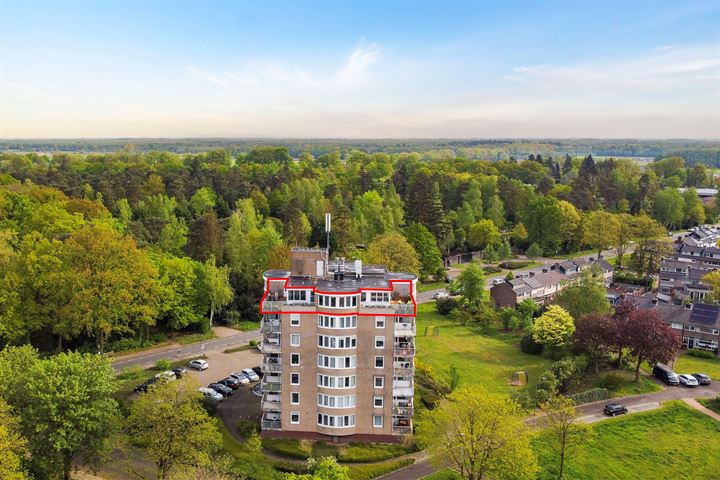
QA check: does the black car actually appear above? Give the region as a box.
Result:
[692,373,712,385]
[603,403,628,417]
[219,377,241,390]
[133,377,158,393]
[252,366,264,379]
[208,383,233,397]
[652,363,680,386]
[172,367,187,379]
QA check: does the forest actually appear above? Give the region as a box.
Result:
[0,147,718,353]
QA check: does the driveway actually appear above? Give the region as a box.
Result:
[112,329,261,371]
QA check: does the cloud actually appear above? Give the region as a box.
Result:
[335,43,380,85]
[511,44,720,91]
[185,64,230,87]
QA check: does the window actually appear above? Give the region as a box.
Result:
[291,392,299,405]
[373,396,383,408]
[375,316,385,329]
[374,376,384,388]
[317,413,355,428]
[318,335,357,349]
[375,356,384,368]
[318,315,357,329]
[373,415,383,428]
[290,412,300,424]
[291,373,300,385]
[290,334,300,346]
[375,336,385,349]
[671,323,683,330]
[317,355,356,369]
[317,393,356,408]
[369,292,389,303]
[317,375,356,388]
[288,290,306,302]
[290,314,300,326]
[291,353,300,366]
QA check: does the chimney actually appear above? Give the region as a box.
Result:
[355,259,363,279]
[685,303,693,310]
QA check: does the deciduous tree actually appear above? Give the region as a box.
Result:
[541,396,592,480]
[533,305,575,351]
[626,309,682,381]
[572,313,615,372]
[367,232,420,276]
[555,266,611,321]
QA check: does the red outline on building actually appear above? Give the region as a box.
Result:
[259,277,417,317]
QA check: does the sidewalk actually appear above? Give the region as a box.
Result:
[682,398,720,421]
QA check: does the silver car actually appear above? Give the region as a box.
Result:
[229,372,251,385]
[678,374,699,387]
[242,368,260,382]
[188,359,209,370]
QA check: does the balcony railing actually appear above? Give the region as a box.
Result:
[393,343,415,356]
[262,394,282,410]
[261,322,281,334]
[393,362,414,375]
[261,361,282,372]
[262,341,281,354]
[262,301,284,312]
[392,425,412,434]
[394,323,416,336]
[361,302,415,315]
[392,406,414,416]
[261,420,282,430]
[262,382,282,392]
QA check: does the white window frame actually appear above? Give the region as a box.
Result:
[375,316,385,329]
[375,336,385,349]
[290,411,300,424]
[373,395,383,408]
[290,334,300,346]
[374,376,384,388]
[290,392,300,405]
[290,314,300,326]
[373,415,383,428]
[291,373,300,385]
[375,356,384,369]
[291,353,300,366]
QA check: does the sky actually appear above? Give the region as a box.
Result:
[1,1,719,139]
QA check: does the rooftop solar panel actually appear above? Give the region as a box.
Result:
[689,303,719,324]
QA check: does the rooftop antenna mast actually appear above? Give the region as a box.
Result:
[324,213,331,277]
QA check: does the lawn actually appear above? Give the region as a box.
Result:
[699,396,720,415]
[533,401,720,480]
[673,351,720,379]
[568,366,661,399]
[418,281,448,292]
[415,303,553,394]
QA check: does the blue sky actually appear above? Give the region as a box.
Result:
[2,1,719,138]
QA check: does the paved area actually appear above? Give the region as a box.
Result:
[112,329,260,371]
[186,347,264,386]
[682,397,720,421]
[578,401,661,424]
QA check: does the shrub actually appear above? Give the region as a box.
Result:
[249,339,259,347]
[598,372,624,391]
[415,360,451,395]
[536,371,560,404]
[107,336,164,352]
[154,359,172,371]
[570,388,611,404]
[200,396,219,416]
[499,260,533,270]
[311,441,339,458]
[686,348,716,359]
[236,419,259,438]
[116,365,145,381]
[262,438,310,459]
[483,265,502,275]
[435,296,459,315]
[521,332,544,355]
[339,443,415,462]
[613,271,652,286]
[348,458,415,480]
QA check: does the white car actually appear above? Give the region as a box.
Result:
[198,387,223,401]
[154,370,177,382]
[230,372,251,385]
[678,374,699,387]
[242,368,260,382]
[188,359,209,370]
[433,292,449,300]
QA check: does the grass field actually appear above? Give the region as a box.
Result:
[699,396,720,415]
[418,281,448,292]
[533,401,720,480]
[568,367,661,398]
[673,351,720,379]
[415,303,553,394]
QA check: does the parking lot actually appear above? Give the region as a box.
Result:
[185,346,263,385]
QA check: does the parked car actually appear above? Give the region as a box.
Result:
[492,279,503,285]
[219,377,242,389]
[172,367,187,378]
[652,363,679,385]
[678,374,699,387]
[603,403,628,417]
[198,387,223,402]
[134,377,158,393]
[208,383,233,397]
[433,291,449,299]
[188,359,209,370]
[242,368,260,382]
[692,373,712,385]
[252,366,264,379]
[229,372,251,385]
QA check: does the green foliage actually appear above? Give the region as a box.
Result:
[453,262,487,310]
[404,222,443,279]
[366,232,420,276]
[533,305,575,349]
[499,260,534,269]
[686,348,716,359]
[347,458,415,480]
[0,347,119,480]
[154,359,172,371]
[555,266,611,320]
[0,398,29,480]
[569,388,611,405]
[521,332,544,355]
[435,296,459,315]
[526,242,543,260]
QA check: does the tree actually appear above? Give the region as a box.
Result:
[125,378,222,480]
[0,398,29,480]
[555,266,611,321]
[572,313,615,372]
[453,262,487,311]
[533,305,575,351]
[154,254,207,332]
[417,385,538,480]
[702,270,720,301]
[189,187,216,218]
[613,213,634,270]
[467,219,501,251]
[582,211,620,261]
[0,347,119,480]
[653,189,684,229]
[612,298,637,368]
[403,223,442,279]
[626,309,682,381]
[526,242,543,260]
[523,195,562,255]
[366,232,420,276]
[286,456,351,480]
[202,256,234,327]
[58,224,162,352]
[541,396,592,480]
[557,200,582,252]
[186,211,224,262]
[682,188,706,226]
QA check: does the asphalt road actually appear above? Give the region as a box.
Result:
[112,329,261,371]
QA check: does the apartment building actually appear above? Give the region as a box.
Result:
[259,247,416,442]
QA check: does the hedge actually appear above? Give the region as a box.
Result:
[686,348,717,359]
[570,388,611,405]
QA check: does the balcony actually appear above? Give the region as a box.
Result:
[394,321,416,336]
[262,342,281,354]
[392,405,414,416]
[262,300,284,312]
[393,342,415,357]
[262,375,282,392]
[261,321,281,334]
[392,425,412,434]
[360,302,415,315]
[261,412,281,430]
[262,393,282,411]
[393,361,414,376]
[261,359,282,372]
